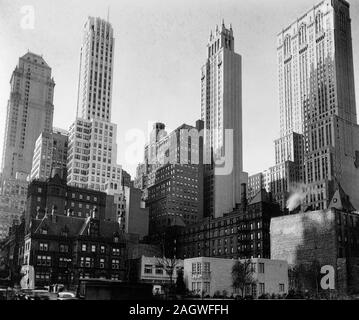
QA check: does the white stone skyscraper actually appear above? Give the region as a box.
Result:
[277,0,359,210]
[76,17,114,122]
[67,17,124,193]
[201,21,246,218]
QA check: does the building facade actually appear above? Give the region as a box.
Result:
[175,189,282,260]
[22,210,127,288]
[26,170,107,228]
[135,121,205,235]
[76,16,114,122]
[129,255,183,295]
[247,173,264,202]
[67,17,125,196]
[201,22,245,218]
[1,52,55,180]
[66,117,123,192]
[106,186,149,240]
[30,128,69,181]
[270,189,359,294]
[0,208,23,241]
[184,257,288,298]
[277,0,359,210]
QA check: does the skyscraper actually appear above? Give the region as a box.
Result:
[30,128,69,181]
[1,52,55,180]
[134,121,205,235]
[277,0,359,210]
[200,21,245,218]
[67,17,124,193]
[76,16,114,122]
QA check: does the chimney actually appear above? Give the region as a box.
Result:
[92,206,98,219]
[268,191,273,203]
[241,183,247,211]
[35,208,41,219]
[51,205,57,223]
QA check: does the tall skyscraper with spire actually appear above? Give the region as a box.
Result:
[277,0,359,210]
[67,17,123,193]
[76,17,114,122]
[201,21,246,218]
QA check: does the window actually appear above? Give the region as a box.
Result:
[258,263,265,273]
[100,245,105,254]
[197,262,202,274]
[259,283,265,295]
[279,283,285,293]
[82,244,87,252]
[39,243,48,251]
[112,248,120,255]
[100,258,105,269]
[85,257,92,268]
[91,245,96,253]
[112,259,120,269]
[59,244,69,253]
[203,262,210,273]
[37,255,51,266]
[144,264,152,274]
[155,265,163,275]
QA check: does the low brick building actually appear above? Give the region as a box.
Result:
[175,189,282,260]
[22,208,127,289]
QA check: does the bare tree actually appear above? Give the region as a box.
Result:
[232,259,255,298]
[156,230,181,298]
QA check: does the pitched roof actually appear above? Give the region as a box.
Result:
[248,189,270,205]
[20,52,50,68]
[30,213,123,239]
[328,184,356,212]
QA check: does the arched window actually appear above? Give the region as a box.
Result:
[284,35,291,56]
[315,12,323,33]
[299,24,307,46]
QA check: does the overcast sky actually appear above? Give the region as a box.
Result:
[1,0,359,177]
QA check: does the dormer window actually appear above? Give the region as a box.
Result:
[41,228,48,235]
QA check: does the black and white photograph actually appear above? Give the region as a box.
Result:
[0,0,359,313]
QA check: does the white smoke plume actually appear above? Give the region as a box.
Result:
[286,183,309,212]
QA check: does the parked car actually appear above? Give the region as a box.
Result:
[25,290,51,300]
[57,291,77,300]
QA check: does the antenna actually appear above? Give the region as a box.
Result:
[107,6,110,22]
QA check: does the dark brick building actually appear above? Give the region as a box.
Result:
[148,189,282,260]
[25,169,107,228]
[22,208,127,288]
[0,218,25,285]
[175,189,282,260]
[144,120,205,235]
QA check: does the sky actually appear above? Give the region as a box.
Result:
[0,0,359,178]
